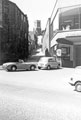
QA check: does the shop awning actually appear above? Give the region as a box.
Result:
[56,38,73,45]
[56,36,81,45]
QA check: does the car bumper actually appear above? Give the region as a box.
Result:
[2,65,6,69]
[69,77,76,86]
[38,65,47,69]
[69,82,75,86]
[2,65,10,71]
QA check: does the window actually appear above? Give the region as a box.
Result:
[48,58,56,62]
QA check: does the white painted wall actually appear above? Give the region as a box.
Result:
[51,30,81,47]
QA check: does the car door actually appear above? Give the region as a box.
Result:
[52,57,58,68]
[25,62,31,70]
[17,62,26,70]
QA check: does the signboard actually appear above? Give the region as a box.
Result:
[56,49,61,56]
[61,47,67,54]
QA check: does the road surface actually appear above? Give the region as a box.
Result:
[0,68,81,120]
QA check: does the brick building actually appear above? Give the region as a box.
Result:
[0,0,29,64]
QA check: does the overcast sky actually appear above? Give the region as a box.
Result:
[10,0,56,31]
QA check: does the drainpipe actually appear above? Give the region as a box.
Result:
[78,7,80,29]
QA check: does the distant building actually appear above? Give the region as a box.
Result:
[28,31,38,54]
[33,20,41,36]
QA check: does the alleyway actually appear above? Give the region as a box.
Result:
[27,47,45,62]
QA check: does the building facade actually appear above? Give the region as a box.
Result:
[28,31,38,54]
[42,1,81,67]
[42,18,50,55]
[0,0,29,64]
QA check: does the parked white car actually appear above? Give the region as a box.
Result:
[69,66,81,92]
[38,57,60,70]
[2,59,37,71]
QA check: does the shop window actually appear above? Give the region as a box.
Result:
[61,47,70,60]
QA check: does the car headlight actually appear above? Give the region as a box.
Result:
[45,64,47,66]
[3,64,7,68]
[42,63,47,67]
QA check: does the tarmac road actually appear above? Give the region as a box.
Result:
[0,68,81,120]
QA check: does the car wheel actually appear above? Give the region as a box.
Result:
[47,65,51,70]
[11,66,17,71]
[38,66,41,69]
[75,82,81,92]
[30,65,36,71]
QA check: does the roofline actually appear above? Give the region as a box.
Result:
[8,0,27,16]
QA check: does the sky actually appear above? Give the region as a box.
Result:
[10,0,81,31]
[10,0,56,31]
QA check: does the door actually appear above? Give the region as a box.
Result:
[48,58,57,68]
[17,62,26,70]
[76,45,81,66]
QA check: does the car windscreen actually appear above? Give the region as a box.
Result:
[39,58,48,62]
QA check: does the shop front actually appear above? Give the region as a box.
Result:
[56,37,81,67]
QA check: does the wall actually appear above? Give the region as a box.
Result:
[42,18,51,53]
[59,5,81,30]
[0,0,29,64]
[51,0,81,23]
[53,9,60,32]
